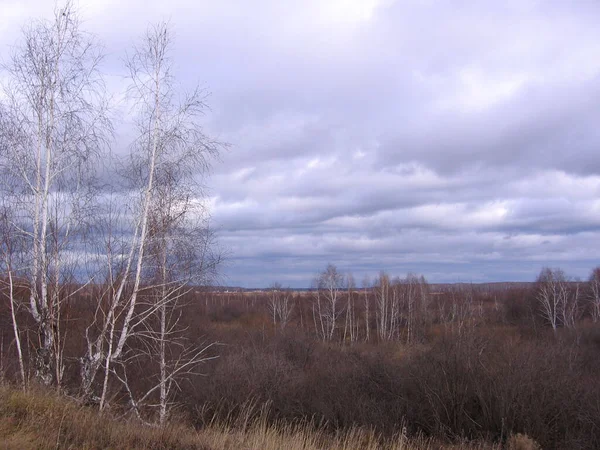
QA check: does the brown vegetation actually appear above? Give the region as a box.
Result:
[2,275,600,449]
[0,384,505,450]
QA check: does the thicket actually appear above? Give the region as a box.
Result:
[3,282,600,449]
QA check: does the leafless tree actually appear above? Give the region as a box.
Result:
[372,272,430,343]
[362,275,371,342]
[116,220,219,424]
[312,264,345,341]
[434,284,475,337]
[448,285,475,337]
[562,280,582,329]
[375,272,399,341]
[399,273,429,344]
[418,275,431,335]
[142,176,220,424]
[79,21,221,410]
[536,267,577,332]
[343,274,357,343]
[588,267,600,322]
[0,1,110,385]
[268,283,294,331]
[0,206,26,388]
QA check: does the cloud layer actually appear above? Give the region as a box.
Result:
[3,0,600,287]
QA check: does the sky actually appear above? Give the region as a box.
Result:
[2,0,600,288]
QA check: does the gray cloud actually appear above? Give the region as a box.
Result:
[3,0,600,287]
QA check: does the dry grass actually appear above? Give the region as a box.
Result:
[0,385,206,450]
[506,433,541,450]
[199,423,497,450]
[0,385,501,450]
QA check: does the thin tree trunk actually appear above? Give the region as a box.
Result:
[8,268,26,389]
[113,53,162,361]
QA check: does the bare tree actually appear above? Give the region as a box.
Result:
[0,206,26,388]
[536,268,574,332]
[376,272,399,341]
[116,218,219,425]
[562,279,582,329]
[268,283,294,332]
[142,175,220,424]
[80,21,221,409]
[312,264,344,341]
[343,274,357,343]
[588,267,600,322]
[362,275,371,342]
[0,1,109,385]
[446,284,475,337]
[399,273,428,345]
[417,275,431,337]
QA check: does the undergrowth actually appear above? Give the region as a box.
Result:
[0,384,515,450]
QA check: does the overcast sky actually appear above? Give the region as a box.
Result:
[3,0,600,287]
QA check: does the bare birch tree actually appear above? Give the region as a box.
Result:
[343,274,357,343]
[117,214,219,425]
[136,169,220,424]
[562,280,581,329]
[312,264,344,341]
[0,1,109,385]
[401,273,419,345]
[268,283,294,331]
[376,272,398,341]
[588,267,600,323]
[0,206,26,388]
[362,275,371,342]
[79,21,221,411]
[536,268,570,333]
[445,285,476,337]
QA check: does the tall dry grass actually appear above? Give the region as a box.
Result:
[0,384,506,450]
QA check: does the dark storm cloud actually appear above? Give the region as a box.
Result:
[3,0,600,287]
